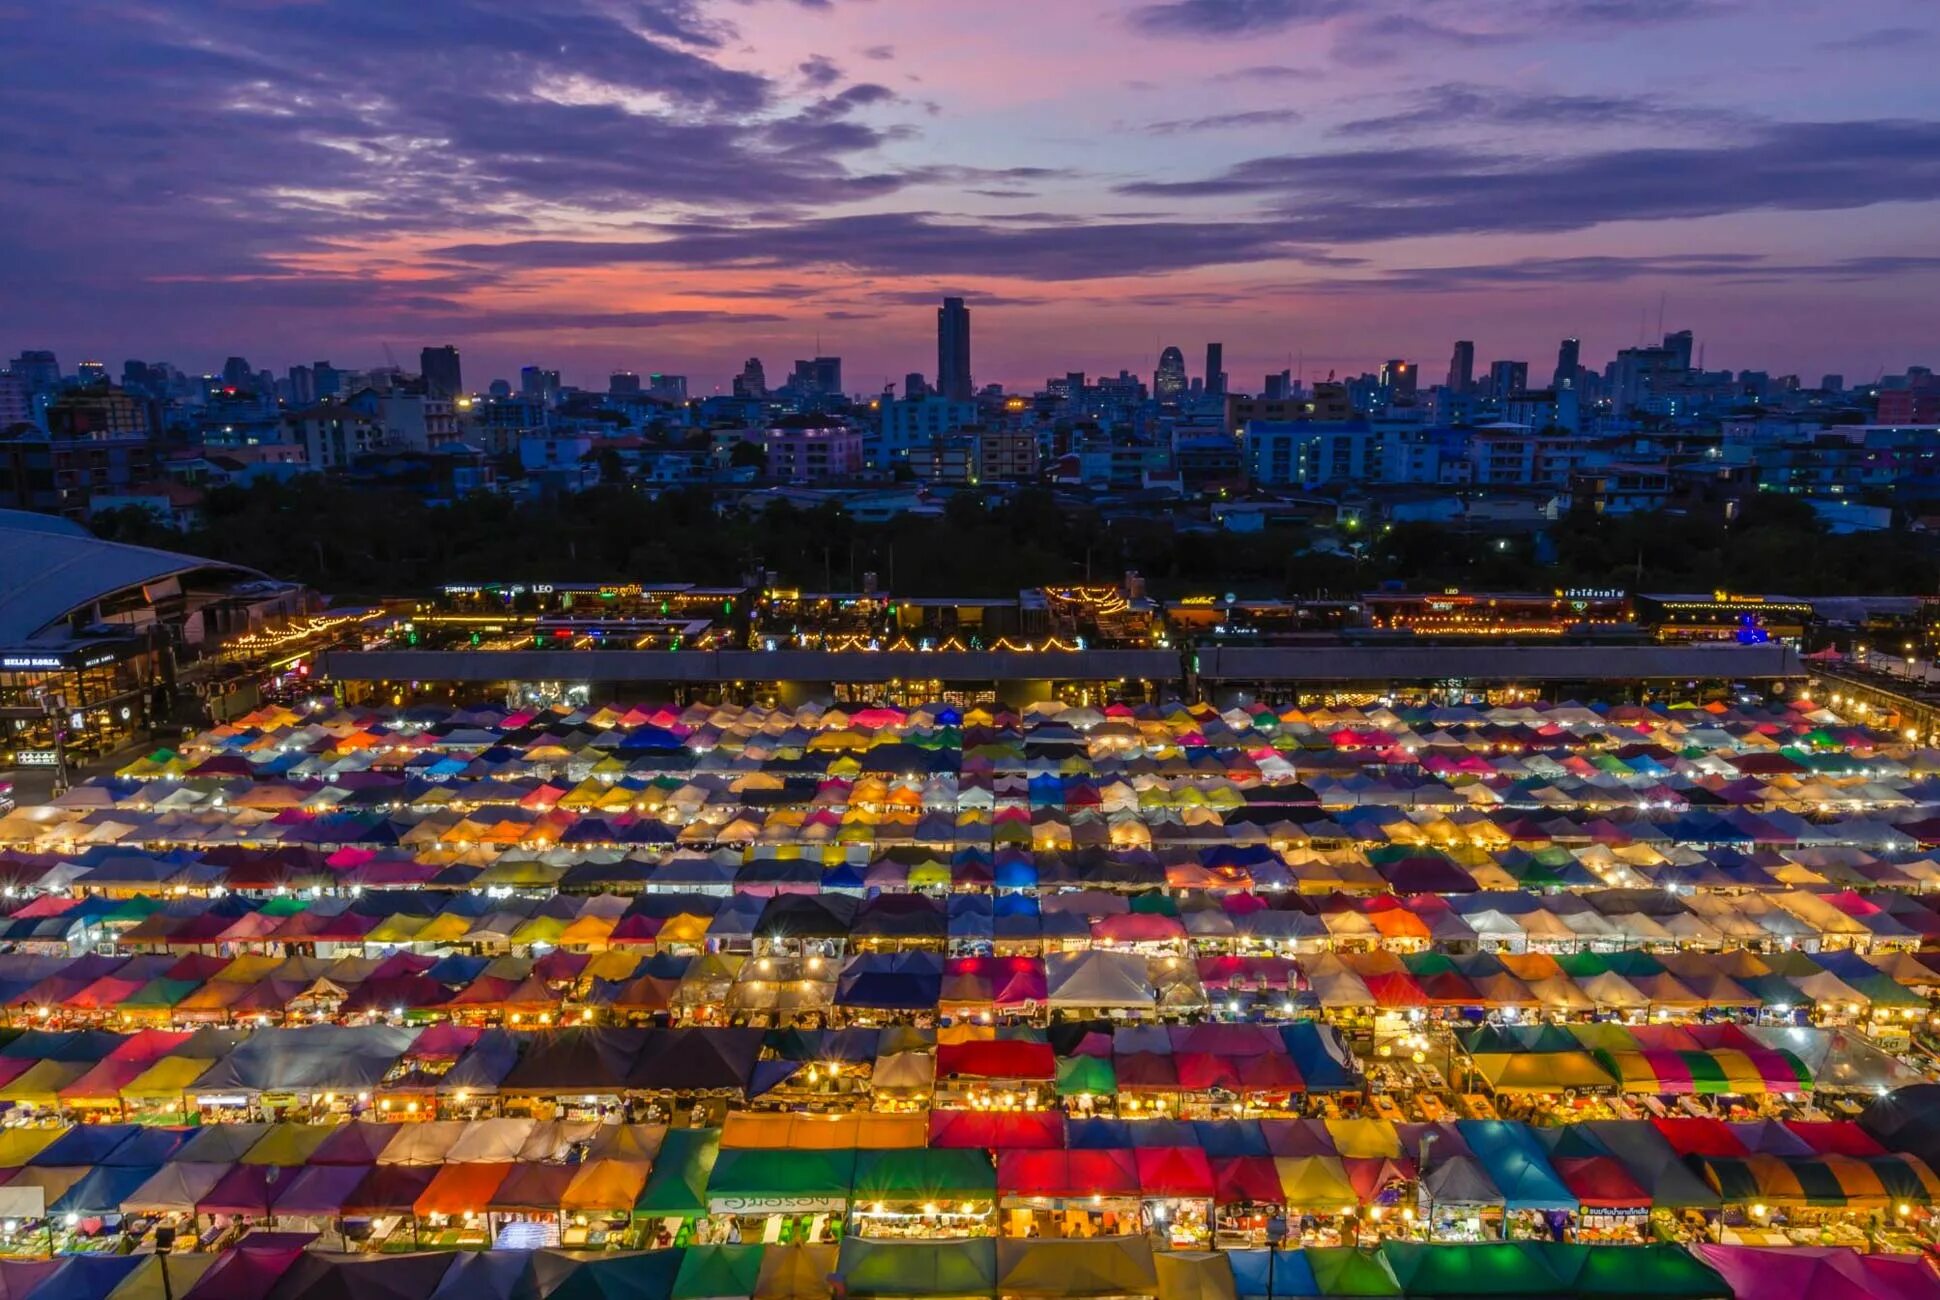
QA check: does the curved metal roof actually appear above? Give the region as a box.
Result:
[0,509,271,644]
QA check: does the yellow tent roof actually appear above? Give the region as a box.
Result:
[1155,1252,1238,1300]
[0,1060,87,1106]
[0,1127,63,1165]
[242,1121,340,1165]
[120,1057,214,1100]
[754,1244,838,1300]
[560,1158,650,1212]
[109,1255,218,1300]
[1275,1156,1360,1209]
[1321,1118,1401,1160]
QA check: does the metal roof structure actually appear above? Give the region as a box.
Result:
[0,509,271,645]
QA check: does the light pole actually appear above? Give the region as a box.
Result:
[1418,1132,1438,1241]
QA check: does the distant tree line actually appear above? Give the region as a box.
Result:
[87,479,1940,602]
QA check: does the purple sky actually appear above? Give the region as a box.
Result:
[4,0,1938,393]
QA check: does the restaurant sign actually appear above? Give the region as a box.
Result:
[709,1195,847,1215]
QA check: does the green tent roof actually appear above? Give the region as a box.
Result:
[1055,1055,1116,1097]
[547,1251,682,1300]
[672,1244,765,1300]
[837,1239,998,1299]
[637,1127,719,1216]
[1378,1243,1559,1298]
[851,1149,994,1204]
[1304,1248,1401,1298]
[707,1148,855,1203]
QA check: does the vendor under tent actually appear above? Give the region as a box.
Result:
[1044,952,1157,1018]
[636,1128,721,1247]
[849,1148,997,1240]
[996,1147,1141,1240]
[706,1147,854,1243]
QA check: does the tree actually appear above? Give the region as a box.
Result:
[595,446,629,485]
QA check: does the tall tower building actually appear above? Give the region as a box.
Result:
[733,358,767,399]
[936,297,972,402]
[1204,343,1225,397]
[1447,340,1474,393]
[1488,360,1529,400]
[1553,337,1580,391]
[1154,346,1187,401]
[420,345,463,398]
[1663,330,1694,371]
[1380,359,1417,401]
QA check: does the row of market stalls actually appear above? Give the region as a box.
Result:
[1455,1022,1924,1100]
[1,1103,1938,1252]
[7,698,1940,890]
[0,941,1936,1043]
[0,1024,1360,1122]
[10,880,1940,958]
[0,1018,1913,1129]
[8,1235,1940,1300]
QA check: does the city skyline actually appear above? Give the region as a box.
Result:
[4,0,1940,390]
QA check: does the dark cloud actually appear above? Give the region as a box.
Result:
[1147,108,1304,134]
[0,0,921,350]
[1330,14,1520,63]
[1331,0,1735,63]
[415,309,789,333]
[434,213,1348,280]
[861,289,1051,307]
[1331,83,1704,137]
[1128,0,1349,37]
[1117,119,1940,243]
[821,310,881,320]
[798,54,843,87]
[861,44,896,60]
[1229,64,1316,81]
[1828,26,1933,49]
[1289,252,1940,293]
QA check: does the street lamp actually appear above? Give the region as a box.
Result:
[1418,1131,1439,1240]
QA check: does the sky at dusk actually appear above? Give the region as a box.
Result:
[4,0,1939,393]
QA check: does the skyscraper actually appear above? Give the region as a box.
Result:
[1488,360,1528,400]
[311,361,342,400]
[1154,346,1187,401]
[937,297,972,402]
[1380,359,1417,402]
[1204,343,1225,397]
[1552,337,1580,391]
[6,351,60,396]
[420,345,463,398]
[733,358,767,399]
[1663,330,1694,372]
[609,372,642,396]
[1447,341,1474,393]
[790,357,842,397]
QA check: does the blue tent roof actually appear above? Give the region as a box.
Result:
[1457,1119,1576,1212]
